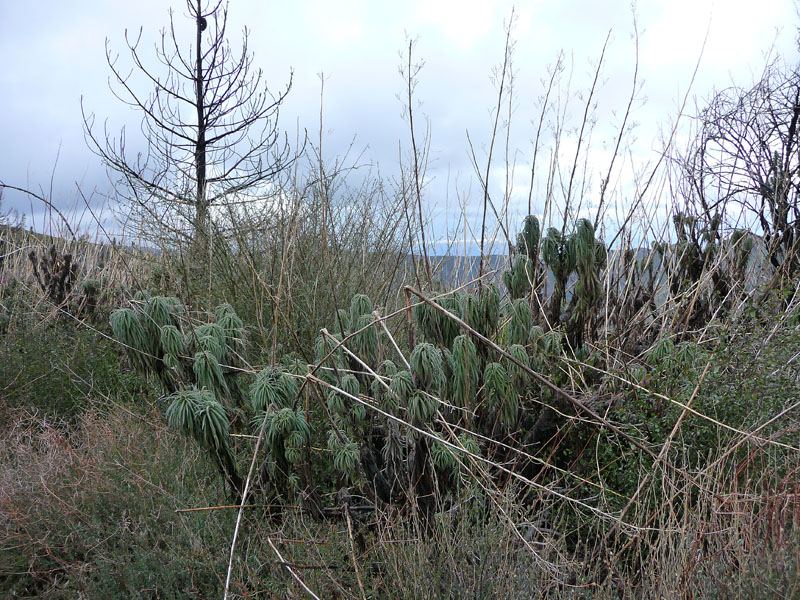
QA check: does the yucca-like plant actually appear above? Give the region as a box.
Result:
[110,307,152,373]
[414,294,462,348]
[197,334,225,363]
[216,309,245,362]
[327,373,360,420]
[159,324,185,375]
[250,366,298,412]
[195,395,231,453]
[502,255,534,300]
[160,324,185,358]
[140,296,181,359]
[408,390,437,423]
[483,362,518,427]
[337,308,351,333]
[450,334,479,408]
[389,369,414,406]
[314,332,345,385]
[165,389,202,437]
[214,303,234,321]
[195,322,225,352]
[478,283,500,338]
[193,350,229,399]
[431,436,458,474]
[506,343,530,394]
[165,388,242,494]
[542,227,577,327]
[540,329,563,358]
[507,298,533,346]
[517,215,541,260]
[251,406,310,477]
[503,215,542,301]
[371,360,399,413]
[328,429,360,479]
[284,424,309,465]
[569,219,607,347]
[349,294,373,328]
[351,313,379,365]
[410,342,445,393]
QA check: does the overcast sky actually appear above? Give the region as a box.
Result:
[1,0,797,250]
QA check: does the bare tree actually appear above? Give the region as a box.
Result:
[678,56,800,287]
[84,0,293,257]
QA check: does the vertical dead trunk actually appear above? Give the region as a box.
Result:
[193,0,208,260]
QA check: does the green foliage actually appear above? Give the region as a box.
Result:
[414,294,463,348]
[1,321,150,418]
[390,369,415,405]
[166,388,229,453]
[502,255,533,300]
[110,307,151,372]
[352,312,379,364]
[408,390,437,423]
[160,324,185,358]
[193,350,229,398]
[431,436,458,473]
[506,298,533,346]
[410,342,445,393]
[505,343,530,393]
[450,334,479,408]
[371,359,398,411]
[250,366,297,412]
[314,332,345,384]
[328,429,359,477]
[483,362,517,427]
[477,283,501,337]
[516,214,541,260]
[541,227,576,324]
[349,293,373,326]
[328,373,360,419]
